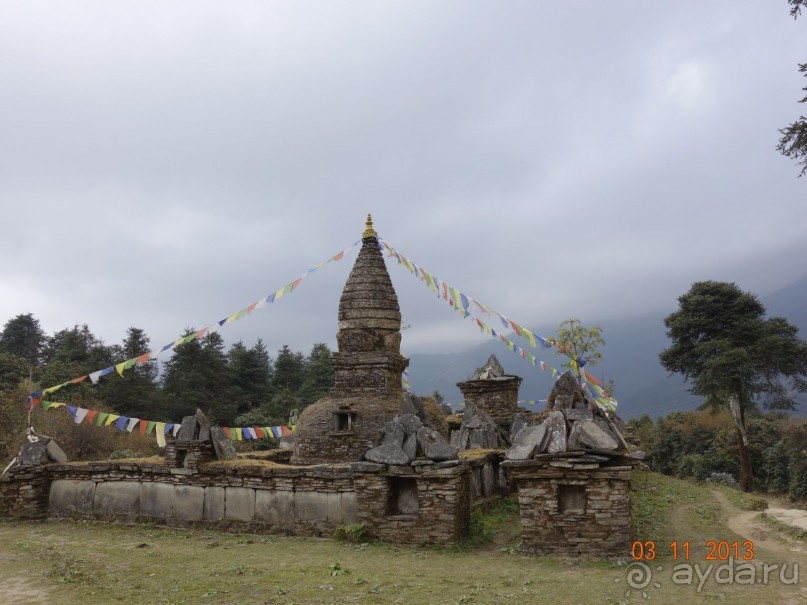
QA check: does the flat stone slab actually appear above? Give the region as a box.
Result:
[381,421,405,447]
[295,490,329,521]
[210,426,237,460]
[572,419,619,451]
[225,487,255,521]
[506,425,548,460]
[204,486,225,521]
[341,492,358,524]
[49,479,95,515]
[19,439,49,466]
[365,443,411,465]
[351,461,385,472]
[545,411,567,454]
[255,490,294,524]
[46,440,68,464]
[140,482,175,518]
[424,440,459,462]
[94,481,141,515]
[174,485,204,521]
[397,413,423,434]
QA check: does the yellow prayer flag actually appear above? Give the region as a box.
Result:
[235,428,243,441]
[155,422,166,448]
[105,414,120,426]
[115,362,127,377]
[522,328,538,348]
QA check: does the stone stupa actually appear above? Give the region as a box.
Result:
[291,215,409,465]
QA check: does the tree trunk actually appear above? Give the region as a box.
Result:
[735,402,754,492]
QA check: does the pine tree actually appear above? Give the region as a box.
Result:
[102,327,162,419]
[272,345,305,393]
[0,313,45,365]
[228,339,274,415]
[161,330,237,423]
[299,343,334,405]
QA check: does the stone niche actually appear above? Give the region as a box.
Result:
[352,460,470,545]
[502,458,632,559]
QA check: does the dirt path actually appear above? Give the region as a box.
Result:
[0,553,52,604]
[711,490,805,558]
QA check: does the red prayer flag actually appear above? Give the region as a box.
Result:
[254,427,265,439]
[280,426,292,436]
[223,427,231,439]
[85,410,99,424]
[138,419,148,435]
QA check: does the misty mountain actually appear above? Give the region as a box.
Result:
[407,275,807,420]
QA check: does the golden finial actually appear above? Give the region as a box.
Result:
[362,213,377,238]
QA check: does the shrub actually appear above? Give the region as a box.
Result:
[333,524,369,543]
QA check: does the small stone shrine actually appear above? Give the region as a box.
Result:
[457,354,522,432]
[502,370,637,558]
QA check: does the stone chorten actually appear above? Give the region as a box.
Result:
[291,215,409,465]
[456,354,522,430]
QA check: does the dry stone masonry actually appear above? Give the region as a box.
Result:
[0,216,638,558]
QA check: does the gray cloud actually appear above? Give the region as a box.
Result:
[1,1,804,362]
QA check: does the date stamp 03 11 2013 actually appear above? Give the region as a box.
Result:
[615,540,801,597]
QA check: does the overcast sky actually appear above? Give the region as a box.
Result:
[1,1,805,365]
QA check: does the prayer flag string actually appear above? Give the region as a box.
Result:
[40,401,292,447]
[379,239,617,412]
[28,241,360,401]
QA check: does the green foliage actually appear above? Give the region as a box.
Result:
[273,345,305,393]
[459,497,520,550]
[0,313,45,364]
[102,327,162,419]
[333,524,369,543]
[229,339,274,415]
[661,281,807,411]
[547,318,604,377]
[660,281,807,490]
[328,561,349,576]
[109,449,147,460]
[299,343,334,405]
[638,409,807,502]
[161,331,237,423]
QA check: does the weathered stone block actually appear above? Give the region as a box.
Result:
[174,485,204,521]
[506,425,547,460]
[295,490,329,521]
[365,443,410,465]
[204,486,225,521]
[94,481,141,515]
[326,492,343,523]
[255,490,294,523]
[140,482,174,518]
[341,492,358,523]
[225,487,255,521]
[49,479,95,515]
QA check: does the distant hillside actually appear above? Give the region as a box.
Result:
[407,275,807,420]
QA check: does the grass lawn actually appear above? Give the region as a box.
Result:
[0,471,804,604]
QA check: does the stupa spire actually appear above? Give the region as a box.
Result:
[362,213,377,239]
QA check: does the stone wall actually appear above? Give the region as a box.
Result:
[503,460,631,559]
[352,460,470,545]
[2,461,358,537]
[0,466,50,519]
